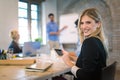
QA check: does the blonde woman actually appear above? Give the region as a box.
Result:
[62,8,107,80]
[8,30,22,53]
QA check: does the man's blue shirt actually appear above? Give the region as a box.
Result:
[47,22,59,41]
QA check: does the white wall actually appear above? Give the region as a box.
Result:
[45,0,57,22]
[0,0,18,50]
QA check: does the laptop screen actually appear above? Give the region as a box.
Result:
[23,42,41,57]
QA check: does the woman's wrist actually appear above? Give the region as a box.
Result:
[71,66,80,78]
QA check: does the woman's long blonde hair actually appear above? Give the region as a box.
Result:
[78,8,105,43]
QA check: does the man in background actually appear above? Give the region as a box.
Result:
[46,13,67,50]
[74,19,81,56]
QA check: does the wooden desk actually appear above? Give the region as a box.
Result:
[0,57,70,80]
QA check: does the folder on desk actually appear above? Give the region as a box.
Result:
[26,62,53,72]
[0,59,35,66]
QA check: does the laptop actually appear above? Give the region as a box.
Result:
[23,42,41,57]
[25,62,53,72]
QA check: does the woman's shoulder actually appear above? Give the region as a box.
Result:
[83,37,102,45]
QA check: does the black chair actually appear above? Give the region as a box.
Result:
[101,61,117,80]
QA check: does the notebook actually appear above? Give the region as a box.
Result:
[25,62,53,72]
[23,42,41,57]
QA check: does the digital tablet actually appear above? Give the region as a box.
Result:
[54,49,63,56]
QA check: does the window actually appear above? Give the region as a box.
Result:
[18,0,41,44]
[31,4,39,41]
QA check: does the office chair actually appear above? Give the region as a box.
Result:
[101,61,117,80]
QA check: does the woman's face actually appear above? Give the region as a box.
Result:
[16,34,20,41]
[80,15,100,37]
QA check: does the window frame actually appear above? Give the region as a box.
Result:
[18,0,42,44]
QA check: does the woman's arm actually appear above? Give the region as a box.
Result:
[76,37,101,79]
[49,26,68,35]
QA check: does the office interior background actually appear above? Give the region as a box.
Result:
[0,0,120,68]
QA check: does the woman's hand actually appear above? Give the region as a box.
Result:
[69,52,78,61]
[62,49,74,68]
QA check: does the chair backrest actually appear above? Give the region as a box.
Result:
[101,61,117,80]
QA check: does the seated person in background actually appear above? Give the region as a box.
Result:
[8,29,22,53]
[69,19,81,62]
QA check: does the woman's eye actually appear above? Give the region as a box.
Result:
[80,22,84,25]
[86,21,91,24]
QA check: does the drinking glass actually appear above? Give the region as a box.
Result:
[7,48,13,59]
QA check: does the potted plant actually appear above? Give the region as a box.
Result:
[35,37,43,43]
